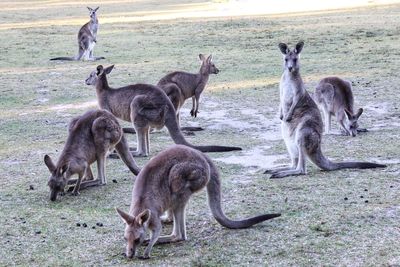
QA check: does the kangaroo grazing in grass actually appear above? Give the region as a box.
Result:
[50,7,105,61]
[314,76,364,137]
[85,65,241,157]
[264,41,386,178]
[116,145,280,259]
[157,54,219,131]
[44,109,140,201]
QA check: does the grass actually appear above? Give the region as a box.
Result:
[1,1,400,266]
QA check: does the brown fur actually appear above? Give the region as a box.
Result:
[157,54,219,128]
[116,145,280,259]
[44,109,140,201]
[264,42,385,178]
[314,76,363,136]
[50,7,105,61]
[85,65,241,157]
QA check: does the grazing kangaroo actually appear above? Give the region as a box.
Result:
[50,7,105,61]
[314,76,364,137]
[116,145,280,259]
[85,65,241,157]
[264,41,385,178]
[44,109,140,201]
[157,54,219,131]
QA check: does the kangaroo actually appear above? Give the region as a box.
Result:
[85,65,241,157]
[264,41,386,178]
[50,7,105,61]
[44,109,141,201]
[156,54,219,131]
[116,145,280,259]
[314,76,364,137]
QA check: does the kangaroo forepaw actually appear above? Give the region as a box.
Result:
[284,115,292,122]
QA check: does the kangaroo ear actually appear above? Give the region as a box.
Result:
[295,41,304,54]
[104,65,114,74]
[44,155,56,173]
[96,65,104,75]
[136,209,151,226]
[116,208,135,224]
[278,43,288,55]
[199,54,206,61]
[87,7,93,11]
[207,54,213,63]
[94,7,99,12]
[355,108,363,119]
[344,109,353,120]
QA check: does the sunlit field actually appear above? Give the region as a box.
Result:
[1,0,399,266]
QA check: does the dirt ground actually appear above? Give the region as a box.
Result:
[0,1,399,266]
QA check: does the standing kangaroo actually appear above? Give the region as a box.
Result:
[314,77,364,137]
[85,65,241,156]
[116,145,280,259]
[157,54,219,130]
[264,41,385,178]
[50,7,105,61]
[44,109,140,201]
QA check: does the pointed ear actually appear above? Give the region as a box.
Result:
[44,155,56,173]
[96,65,104,75]
[344,109,353,120]
[104,65,114,74]
[295,41,304,54]
[136,209,151,226]
[278,43,288,55]
[94,7,99,12]
[87,7,93,11]
[207,54,213,63]
[355,108,363,119]
[199,54,206,61]
[116,208,135,224]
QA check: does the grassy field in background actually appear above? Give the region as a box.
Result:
[0,1,399,266]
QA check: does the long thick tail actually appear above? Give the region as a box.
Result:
[50,56,76,61]
[114,135,141,175]
[164,109,241,152]
[309,147,386,171]
[206,159,280,229]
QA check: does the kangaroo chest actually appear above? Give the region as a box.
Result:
[280,78,300,115]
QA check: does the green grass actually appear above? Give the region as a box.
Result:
[1,1,400,266]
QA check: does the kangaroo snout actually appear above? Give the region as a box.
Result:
[288,66,293,72]
[214,68,220,74]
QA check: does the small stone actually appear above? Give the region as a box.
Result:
[365,200,369,203]
[344,197,348,201]
[364,189,368,192]
[360,196,364,199]
[60,217,66,220]
[92,226,96,229]
[96,222,103,227]
[82,223,87,228]
[35,231,41,235]
[29,185,35,190]
[112,179,118,183]
[76,223,81,227]
[390,185,394,188]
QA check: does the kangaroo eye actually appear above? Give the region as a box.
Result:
[285,58,288,62]
[293,58,297,63]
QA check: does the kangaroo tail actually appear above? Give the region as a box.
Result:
[309,147,386,171]
[206,159,280,229]
[50,57,76,61]
[164,109,242,152]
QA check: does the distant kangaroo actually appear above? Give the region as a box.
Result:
[44,109,140,201]
[116,145,280,259]
[85,65,241,157]
[264,41,385,178]
[50,7,105,61]
[314,76,364,137]
[157,54,219,131]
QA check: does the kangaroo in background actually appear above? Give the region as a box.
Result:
[50,7,105,61]
[85,65,241,157]
[314,76,364,137]
[157,54,219,131]
[44,109,140,201]
[264,41,385,178]
[116,145,280,259]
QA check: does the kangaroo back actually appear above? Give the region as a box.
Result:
[205,157,280,229]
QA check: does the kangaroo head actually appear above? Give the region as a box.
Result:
[85,65,114,86]
[44,155,68,201]
[87,6,99,20]
[116,208,151,258]
[199,54,219,75]
[278,41,304,73]
[344,108,363,137]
